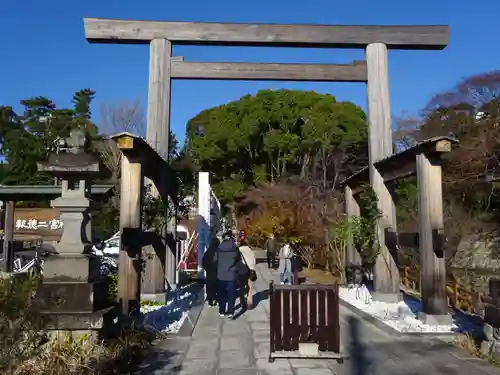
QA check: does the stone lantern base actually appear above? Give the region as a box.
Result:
[37,253,116,338]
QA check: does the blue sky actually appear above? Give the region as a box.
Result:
[1,0,499,146]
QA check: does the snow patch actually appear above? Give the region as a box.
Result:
[140,285,199,334]
[340,285,461,334]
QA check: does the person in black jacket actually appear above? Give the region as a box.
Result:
[214,231,243,318]
[264,234,278,269]
[202,237,220,307]
[291,249,302,285]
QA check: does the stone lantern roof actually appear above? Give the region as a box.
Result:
[37,128,108,179]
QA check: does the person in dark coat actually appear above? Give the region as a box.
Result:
[264,234,278,269]
[202,237,220,307]
[290,248,302,285]
[214,231,243,318]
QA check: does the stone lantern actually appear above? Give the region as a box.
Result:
[37,129,112,335]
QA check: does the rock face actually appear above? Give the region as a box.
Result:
[452,234,500,269]
[450,233,500,294]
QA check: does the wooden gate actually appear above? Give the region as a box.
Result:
[269,282,342,362]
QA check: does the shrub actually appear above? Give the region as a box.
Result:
[0,273,156,375]
[235,177,343,268]
[14,326,155,375]
[107,274,118,304]
[0,274,46,373]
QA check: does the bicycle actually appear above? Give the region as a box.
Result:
[13,242,56,277]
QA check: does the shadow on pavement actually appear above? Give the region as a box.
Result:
[347,315,371,375]
[253,288,269,308]
[233,288,269,320]
[344,313,493,375]
[134,348,182,375]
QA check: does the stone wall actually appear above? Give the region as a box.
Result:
[450,233,500,294]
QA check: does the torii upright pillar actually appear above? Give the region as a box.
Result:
[366,43,400,302]
[142,38,177,294]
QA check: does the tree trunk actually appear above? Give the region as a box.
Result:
[300,153,311,178]
[322,148,327,189]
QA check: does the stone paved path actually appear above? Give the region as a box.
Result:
[142,252,500,375]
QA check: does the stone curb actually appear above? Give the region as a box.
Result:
[339,297,402,336]
[339,296,459,338]
[170,282,205,337]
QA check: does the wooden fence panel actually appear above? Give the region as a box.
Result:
[269,282,342,362]
[317,289,327,351]
[291,288,300,349]
[282,288,291,351]
[328,288,340,354]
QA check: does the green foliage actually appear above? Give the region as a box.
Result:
[0,275,46,373]
[394,178,418,223]
[107,274,118,304]
[328,186,381,282]
[0,89,98,186]
[357,186,383,263]
[185,89,367,205]
[13,323,155,375]
[0,273,154,375]
[142,185,175,234]
[329,214,361,282]
[92,204,120,241]
[72,89,95,122]
[140,300,164,307]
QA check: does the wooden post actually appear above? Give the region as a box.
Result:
[146,38,172,159]
[143,38,173,294]
[166,194,177,288]
[344,185,361,268]
[416,153,450,324]
[366,43,392,157]
[2,201,15,272]
[365,42,400,302]
[118,154,143,315]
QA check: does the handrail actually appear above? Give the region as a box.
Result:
[177,231,198,271]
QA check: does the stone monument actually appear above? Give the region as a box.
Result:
[37,129,112,336]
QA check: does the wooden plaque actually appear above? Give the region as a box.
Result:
[12,208,63,241]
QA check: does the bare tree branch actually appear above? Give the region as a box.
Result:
[98,99,147,210]
[99,98,146,136]
[393,113,419,152]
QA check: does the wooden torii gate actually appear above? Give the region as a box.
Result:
[83,18,449,302]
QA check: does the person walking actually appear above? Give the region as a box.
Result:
[278,242,293,285]
[202,237,220,307]
[265,233,278,269]
[238,238,257,310]
[290,246,302,285]
[214,231,242,318]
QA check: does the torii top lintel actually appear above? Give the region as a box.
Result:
[83,18,449,50]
